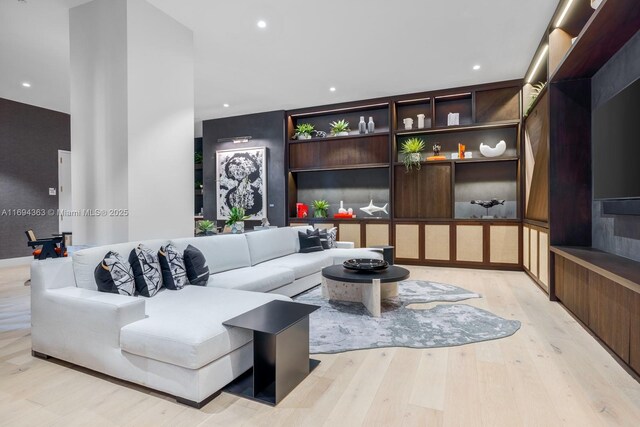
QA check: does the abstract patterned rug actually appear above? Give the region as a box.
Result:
[294,280,521,354]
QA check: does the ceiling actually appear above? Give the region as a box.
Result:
[0,0,558,121]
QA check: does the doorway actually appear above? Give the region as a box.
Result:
[58,150,72,233]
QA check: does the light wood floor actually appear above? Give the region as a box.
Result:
[1,264,640,426]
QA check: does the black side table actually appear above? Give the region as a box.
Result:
[369,245,395,265]
[223,300,320,405]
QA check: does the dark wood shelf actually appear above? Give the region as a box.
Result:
[288,131,389,144]
[551,246,640,296]
[550,0,640,82]
[393,157,519,167]
[394,120,519,136]
[393,217,521,224]
[290,163,389,173]
[289,217,390,223]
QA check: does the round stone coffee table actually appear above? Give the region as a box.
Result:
[321,265,410,317]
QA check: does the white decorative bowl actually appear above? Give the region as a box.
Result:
[479,140,507,158]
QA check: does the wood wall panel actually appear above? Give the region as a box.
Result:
[588,271,631,362]
[289,135,389,170]
[456,225,483,262]
[489,225,519,264]
[560,259,590,324]
[555,255,565,302]
[475,86,520,123]
[524,92,549,222]
[539,231,549,288]
[339,223,361,248]
[630,292,640,374]
[395,224,420,259]
[424,224,450,261]
[365,223,390,247]
[530,229,539,277]
[523,226,530,270]
[394,164,451,219]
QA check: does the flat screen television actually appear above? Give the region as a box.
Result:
[593,77,640,203]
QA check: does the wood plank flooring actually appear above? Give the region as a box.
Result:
[1,264,639,426]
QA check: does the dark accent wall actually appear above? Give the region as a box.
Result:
[0,98,70,259]
[202,111,286,227]
[591,30,640,261]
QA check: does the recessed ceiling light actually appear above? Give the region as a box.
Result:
[223,103,230,108]
[329,87,336,92]
[257,20,267,29]
[22,82,31,87]
[473,65,481,70]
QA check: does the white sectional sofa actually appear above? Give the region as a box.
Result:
[30,226,381,407]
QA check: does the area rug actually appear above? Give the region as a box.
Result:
[294,280,521,354]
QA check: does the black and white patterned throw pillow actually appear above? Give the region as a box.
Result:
[94,251,135,296]
[158,244,187,290]
[326,227,338,248]
[129,244,162,297]
[183,245,210,286]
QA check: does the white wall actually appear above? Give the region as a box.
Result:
[70,0,129,245]
[70,0,194,245]
[127,0,194,241]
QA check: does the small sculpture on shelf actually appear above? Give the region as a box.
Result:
[479,140,506,158]
[427,143,446,161]
[296,202,308,218]
[360,200,388,216]
[312,130,327,138]
[470,198,505,219]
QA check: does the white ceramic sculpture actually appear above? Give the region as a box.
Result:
[338,201,347,214]
[417,114,425,129]
[360,200,388,216]
[479,140,507,158]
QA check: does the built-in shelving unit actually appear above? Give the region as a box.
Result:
[286,80,523,269]
[194,137,203,217]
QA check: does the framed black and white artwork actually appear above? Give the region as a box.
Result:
[216,147,267,220]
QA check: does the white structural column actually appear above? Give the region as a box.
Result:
[70,0,194,245]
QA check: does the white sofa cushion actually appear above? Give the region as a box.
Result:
[325,248,384,264]
[73,239,168,291]
[120,286,290,370]
[244,228,297,265]
[207,266,295,293]
[170,235,251,274]
[258,251,332,279]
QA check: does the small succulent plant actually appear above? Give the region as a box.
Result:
[400,137,425,172]
[329,119,350,135]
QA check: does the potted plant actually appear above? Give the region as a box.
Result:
[226,206,250,234]
[295,123,315,140]
[329,119,350,136]
[312,200,330,218]
[194,152,203,164]
[196,220,215,236]
[400,137,425,172]
[524,81,546,117]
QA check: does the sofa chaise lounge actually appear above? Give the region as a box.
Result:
[31,226,381,406]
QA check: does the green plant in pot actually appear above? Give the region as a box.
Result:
[524,81,546,116]
[312,200,330,218]
[329,119,350,136]
[196,220,215,236]
[194,152,203,164]
[225,206,250,234]
[295,123,315,140]
[400,137,425,172]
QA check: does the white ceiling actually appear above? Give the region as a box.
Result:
[0,0,558,121]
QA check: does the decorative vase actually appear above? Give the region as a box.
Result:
[358,116,367,134]
[314,210,327,218]
[417,114,425,129]
[338,201,347,214]
[336,131,349,136]
[298,134,311,140]
[368,117,375,134]
[230,221,245,234]
[409,153,421,162]
[403,118,413,130]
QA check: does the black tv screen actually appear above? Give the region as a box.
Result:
[593,77,640,200]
